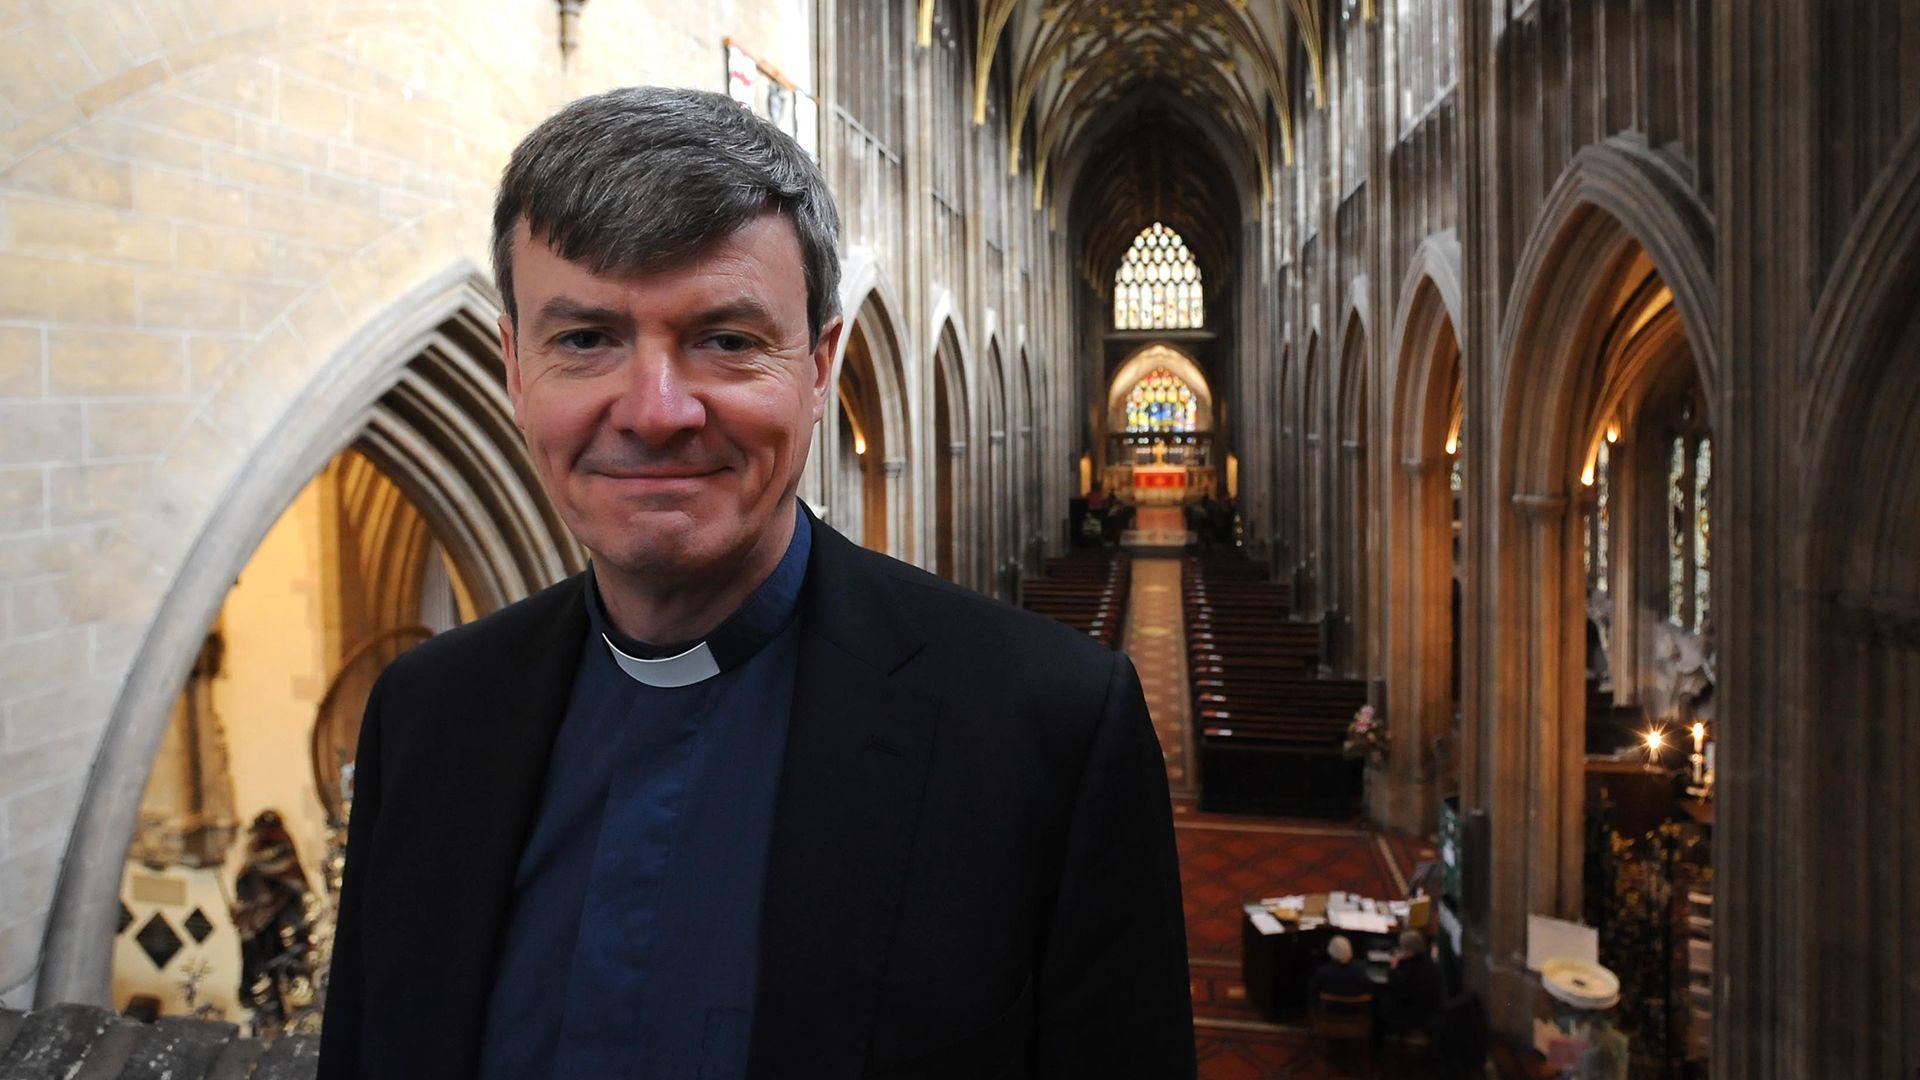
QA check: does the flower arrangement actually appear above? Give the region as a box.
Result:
[1342,705,1388,766]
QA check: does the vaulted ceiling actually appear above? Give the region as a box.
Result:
[1069,104,1239,297]
[919,0,1347,212]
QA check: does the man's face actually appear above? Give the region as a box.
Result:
[500,211,840,583]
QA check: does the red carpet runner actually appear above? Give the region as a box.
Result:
[1120,557,1435,1078]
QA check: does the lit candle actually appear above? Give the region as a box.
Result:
[1691,722,1705,755]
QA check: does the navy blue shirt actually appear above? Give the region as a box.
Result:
[477,508,811,1079]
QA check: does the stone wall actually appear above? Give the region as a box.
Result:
[0,0,818,1006]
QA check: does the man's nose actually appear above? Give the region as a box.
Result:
[608,347,706,444]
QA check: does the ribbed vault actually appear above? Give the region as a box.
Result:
[1071,107,1240,298]
[921,0,1345,212]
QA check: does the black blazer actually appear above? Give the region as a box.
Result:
[317,511,1195,1079]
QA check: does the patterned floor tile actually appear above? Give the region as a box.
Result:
[1104,555,1440,1077]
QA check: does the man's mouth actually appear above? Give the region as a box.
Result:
[597,467,724,480]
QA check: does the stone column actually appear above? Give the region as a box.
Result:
[1712,2,1817,1075]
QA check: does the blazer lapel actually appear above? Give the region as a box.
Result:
[374,573,588,1076]
[749,512,939,1078]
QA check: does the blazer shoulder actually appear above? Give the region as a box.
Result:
[379,571,586,688]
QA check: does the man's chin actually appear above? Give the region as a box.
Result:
[585,520,733,576]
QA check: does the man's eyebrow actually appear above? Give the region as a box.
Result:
[685,298,781,331]
[528,297,634,335]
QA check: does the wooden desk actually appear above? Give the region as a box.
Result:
[1240,912,1396,1021]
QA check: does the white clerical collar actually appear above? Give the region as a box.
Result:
[601,636,723,689]
[585,504,813,689]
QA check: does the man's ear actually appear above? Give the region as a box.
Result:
[808,315,844,424]
[499,313,525,431]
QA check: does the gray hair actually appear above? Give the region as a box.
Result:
[1327,935,1354,964]
[1399,929,1427,955]
[491,86,842,344]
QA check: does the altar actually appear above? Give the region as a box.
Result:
[1131,464,1188,503]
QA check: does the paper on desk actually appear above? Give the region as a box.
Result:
[1249,911,1285,936]
[1329,911,1396,934]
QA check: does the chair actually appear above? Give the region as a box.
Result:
[1310,991,1374,1078]
[1383,1025,1434,1072]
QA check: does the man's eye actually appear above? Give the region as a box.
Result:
[705,332,755,353]
[556,330,608,351]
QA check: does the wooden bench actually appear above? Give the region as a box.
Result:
[1183,552,1365,818]
[1020,551,1131,649]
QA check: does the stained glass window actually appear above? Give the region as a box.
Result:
[1669,436,1687,628]
[1114,223,1203,330]
[1124,368,1199,433]
[1693,438,1712,632]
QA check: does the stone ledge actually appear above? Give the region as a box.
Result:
[0,1003,318,1079]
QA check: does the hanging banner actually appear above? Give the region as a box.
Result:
[725,39,818,162]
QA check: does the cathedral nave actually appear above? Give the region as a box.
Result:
[1,0,1917,1077]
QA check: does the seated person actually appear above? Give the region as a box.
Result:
[1307,934,1373,1006]
[1379,929,1445,1035]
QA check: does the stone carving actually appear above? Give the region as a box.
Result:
[1646,621,1715,723]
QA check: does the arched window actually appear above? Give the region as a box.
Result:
[1113,223,1203,329]
[1668,420,1712,634]
[1124,368,1199,433]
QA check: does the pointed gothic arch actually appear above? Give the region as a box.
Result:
[1383,234,1467,833]
[983,336,1013,600]
[1019,347,1041,572]
[1484,141,1719,1016]
[1273,341,1297,573]
[38,265,580,1003]
[833,288,914,558]
[932,318,973,585]
[1334,309,1372,678]
[1299,331,1324,613]
[1792,120,1920,1075]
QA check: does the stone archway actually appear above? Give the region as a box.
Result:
[1298,332,1322,614]
[932,320,973,586]
[1792,119,1920,1077]
[1334,310,1371,679]
[832,291,913,559]
[983,338,1012,601]
[1272,342,1295,575]
[1382,233,1466,835]
[1019,348,1040,573]
[1482,139,1718,1021]
[38,267,580,1005]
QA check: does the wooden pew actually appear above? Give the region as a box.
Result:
[1182,552,1366,818]
[1020,550,1131,649]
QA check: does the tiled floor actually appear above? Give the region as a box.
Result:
[1119,556,1439,1078]
[1126,558,1196,796]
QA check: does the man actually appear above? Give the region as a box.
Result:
[316,87,1193,1079]
[1379,929,1444,1037]
[1306,935,1373,1004]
